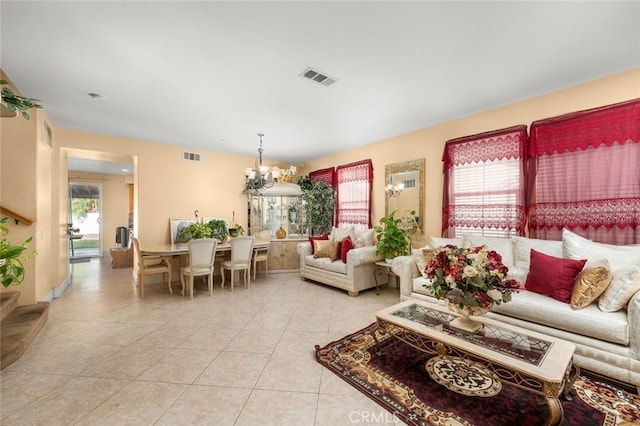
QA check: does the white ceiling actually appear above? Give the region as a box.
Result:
[2,1,639,163]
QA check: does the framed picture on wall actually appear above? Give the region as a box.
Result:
[169,217,199,244]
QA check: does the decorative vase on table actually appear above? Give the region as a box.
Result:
[423,244,524,334]
[276,226,287,239]
[446,302,490,333]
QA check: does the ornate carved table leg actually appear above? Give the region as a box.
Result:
[545,396,563,426]
[371,321,388,356]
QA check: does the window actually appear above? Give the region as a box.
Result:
[442,126,527,238]
[335,160,373,230]
[528,99,640,244]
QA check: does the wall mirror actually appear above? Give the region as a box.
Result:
[385,158,425,232]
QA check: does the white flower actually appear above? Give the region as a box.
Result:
[487,289,503,301]
[445,275,456,285]
[462,265,478,278]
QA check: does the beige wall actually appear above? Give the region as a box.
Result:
[58,129,261,246]
[302,68,640,238]
[2,67,639,305]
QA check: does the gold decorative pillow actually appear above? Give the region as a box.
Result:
[313,240,340,261]
[413,247,437,278]
[570,259,613,310]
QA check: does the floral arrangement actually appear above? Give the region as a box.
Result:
[275,166,297,183]
[424,244,522,309]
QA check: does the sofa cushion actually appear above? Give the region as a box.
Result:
[341,236,353,263]
[525,249,586,303]
[305,255,327,269]
[562,228,640,311]
[493,289,629,346]
[463,234,515,268]
[324,260,348,274]
[512,236,563,270]
[429,236,463,248]
[330,226,355,243]
[309,234,328,254]
[353,229,376,248]
[413,276,435,297]
[598,264,640,312]
[314,240,340,261]
[562,228,640,271]
[412,245,437,278]
[570,259,613,310]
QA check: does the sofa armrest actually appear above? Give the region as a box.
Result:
[629,288,640,360]
[297,241,312,257]
[392,256,419,299]
[346,245,383,266]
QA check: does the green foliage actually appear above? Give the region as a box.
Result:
[298,175,335,236]
[1,79,43,120]
[0,217,35,288]
[207,219,228,242]
[374,211,409,259]
[71,198,97,220]
[229,224,244,237]
[177,222,212,243]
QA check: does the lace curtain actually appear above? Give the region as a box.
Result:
[528,99,640,244]
[442,126,528,238]
[335,160,373,230]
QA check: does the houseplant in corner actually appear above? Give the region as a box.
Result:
[298,175,335,236]
[374,211,409,262]
[0,217,35,288]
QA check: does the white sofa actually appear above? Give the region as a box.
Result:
[297,227,386,296]
[392,230,640,391]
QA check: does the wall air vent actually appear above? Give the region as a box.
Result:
[183,152,201,162]
[300,67,337,86]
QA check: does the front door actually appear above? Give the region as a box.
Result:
[69,182,102,258]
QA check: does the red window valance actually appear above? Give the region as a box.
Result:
[443,125,528,172]
[529,98,640,157]
[309,167,335,187]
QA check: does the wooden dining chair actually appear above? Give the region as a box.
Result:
[221,236,255,291]
[180,238,217,299]
[252,230,271,280]
[130,235,172,298]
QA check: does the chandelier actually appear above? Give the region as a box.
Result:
[385,176,404,197]
[244,133,280,191]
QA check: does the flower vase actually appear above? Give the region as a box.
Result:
[446,302,489,333]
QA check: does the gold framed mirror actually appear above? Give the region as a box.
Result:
[385,159,425,231]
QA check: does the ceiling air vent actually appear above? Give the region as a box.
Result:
[300,67,336,86]
[183,151,201,162]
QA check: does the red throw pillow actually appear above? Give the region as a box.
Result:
[525,249,587,303]
[309,234,329,254]
[341,235,353,263]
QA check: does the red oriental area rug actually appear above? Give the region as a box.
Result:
[315,323,640,426]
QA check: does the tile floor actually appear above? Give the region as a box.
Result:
[1,258,405,425]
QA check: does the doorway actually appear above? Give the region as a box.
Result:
[68,182,103,258]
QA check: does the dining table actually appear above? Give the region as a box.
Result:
[141,240,270,256]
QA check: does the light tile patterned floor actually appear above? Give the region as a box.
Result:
[1,258,405,425]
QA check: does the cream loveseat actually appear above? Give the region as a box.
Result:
[297,227,386,296]
[392,229,640,391]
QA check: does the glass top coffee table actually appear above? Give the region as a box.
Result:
[373,299,579,425]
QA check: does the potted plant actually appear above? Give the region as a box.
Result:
[0,217,35,288]
[206,219,228,242]
[1,79,42,120]
[177,222,212,243]
[298,175,335,235]
[374,211,409,262]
